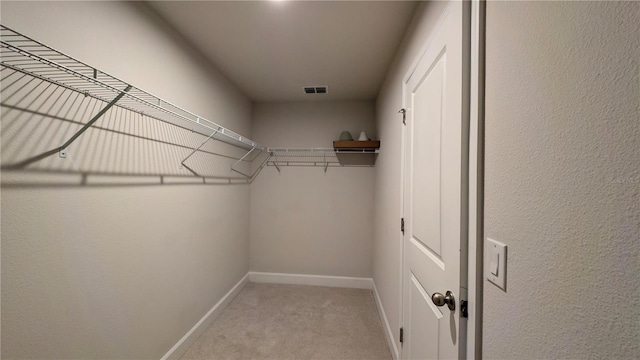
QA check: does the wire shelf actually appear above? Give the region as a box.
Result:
[268,148,377,169]
[0,25,377,182]
[0,25,264,152]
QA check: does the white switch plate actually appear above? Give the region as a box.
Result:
[486,238,507,291]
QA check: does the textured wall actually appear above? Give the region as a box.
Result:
[373,1,448,356]
[250,101,375,277]
[1,2,252,358]
[484,1,639,358]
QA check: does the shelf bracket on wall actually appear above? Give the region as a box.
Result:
[230,147,255,176]
[230,146,265,180]
[230,147,271,182]
[271,151,281,173]
[324,152,329,173]
[61,85,132,151]
[180,128,220,168]
[6,85,132,169]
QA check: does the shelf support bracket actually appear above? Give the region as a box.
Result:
[230,147,256,178]
[180,128,220,167]
[324,152,328,173]
[271,151,281,173]
[181,163,200,177]
[60,85,132,151]
[230,148,270,183]
[5,85,131,169]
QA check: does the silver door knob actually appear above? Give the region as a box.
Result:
[431,290,456,311]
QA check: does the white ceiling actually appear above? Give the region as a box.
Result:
[146,1,418,102]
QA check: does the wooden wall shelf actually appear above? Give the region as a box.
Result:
[333,140,380,150]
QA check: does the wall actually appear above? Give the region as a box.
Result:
[250,101,375,277]
[373,1,448,355]
[484,1,639,358]
[1,2,252,359]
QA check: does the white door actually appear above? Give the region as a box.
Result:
[402,2,466,359]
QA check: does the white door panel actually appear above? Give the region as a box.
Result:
[411,53,444,257]
[402,2,465,359]
[407,274,440,360]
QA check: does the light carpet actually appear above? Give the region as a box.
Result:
[181,283,392,360]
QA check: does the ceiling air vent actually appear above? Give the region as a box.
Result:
[303,86,328,94]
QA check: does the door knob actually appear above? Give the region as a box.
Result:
[431,290,456,311]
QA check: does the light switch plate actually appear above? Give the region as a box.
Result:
[486,238,507,291]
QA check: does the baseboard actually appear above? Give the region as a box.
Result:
[373,281,400,360]
[161,273,250,360]
[248,271,373,289]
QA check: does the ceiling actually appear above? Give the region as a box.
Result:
[146,1,418,102]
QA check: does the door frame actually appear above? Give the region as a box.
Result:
[399,1,485,358]
[467,1,485,357]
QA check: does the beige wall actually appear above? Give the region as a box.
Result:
[250,101,375,277]
[373,1,448,355]
[4,1,636,359]
[375,2,639,358]
[1,2,252,359]
[484,1,639,358]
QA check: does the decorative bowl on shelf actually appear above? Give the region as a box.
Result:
[339,131,353,141]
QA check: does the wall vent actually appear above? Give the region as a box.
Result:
[303,86,328,94]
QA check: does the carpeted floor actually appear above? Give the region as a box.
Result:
[181,283,392,360]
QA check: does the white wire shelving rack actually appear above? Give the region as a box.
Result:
[0,25,270,182]
[268,148,378,173]
[0,25,378,181]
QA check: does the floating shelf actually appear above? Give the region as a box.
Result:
[333,140,380,150]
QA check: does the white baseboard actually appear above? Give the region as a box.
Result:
[248,271,373,289]
[161,273,250,360]
[373,281,400,360]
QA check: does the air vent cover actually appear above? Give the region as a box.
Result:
[303,86,328,94]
